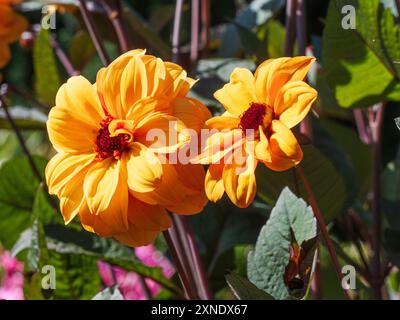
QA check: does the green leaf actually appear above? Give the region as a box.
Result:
[226,272,274,300]
[33,28,61,105]
[92,286,124,300]
[0,106,47,130]
[256,144,347,222]
[27,184,52,272]
[247,187,317,300]
[68,31,96,71]
[0,156,46,248]
[322,0,400,108]
[219,0,285,56]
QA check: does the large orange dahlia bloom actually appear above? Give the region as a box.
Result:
[0,0,27,68]
[195,56,317,208]
[46,50,211,247]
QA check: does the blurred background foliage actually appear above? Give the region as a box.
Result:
[1,0,400,300]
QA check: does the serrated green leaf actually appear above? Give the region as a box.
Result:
[247,187,317,300]
[33,28,61,105]
[322,0,400,108]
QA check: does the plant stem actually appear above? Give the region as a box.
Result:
[200,0,210,58]
[284,0,297,56]
[296,166,351,300]
[190,0,200,66]
[8,84,49,111]
[369,103,385,299]
[137,274,152,300]
[163,229,196,299]
[99,0,130,53]
[0,93,43,182]
[172,0,185,64]
[50,34,79,77]
[78,0,111,66]
[175,215,212,299]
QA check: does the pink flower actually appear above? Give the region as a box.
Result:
[0,251,24,300]
[98,244,175,300]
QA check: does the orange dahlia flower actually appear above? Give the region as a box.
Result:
[195,56,317,208]
[0,0,27,68]
[46,50,210,247]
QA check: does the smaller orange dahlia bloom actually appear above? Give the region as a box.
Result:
[195,56,317,208]
[0,0,27,68]
[46,50,210,247]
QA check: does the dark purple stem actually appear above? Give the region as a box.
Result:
[172,0,185,63]
[354,109,373,145]
[284,0,297,56]
[200,0,210,58]
[190,0,200,65]
[78,0,111,66]
[50,34,79,77]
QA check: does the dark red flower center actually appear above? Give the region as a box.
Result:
[95,116,130,160]
[239,102,273,133]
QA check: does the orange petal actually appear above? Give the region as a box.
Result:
[127,196,171,231]
[79,202,117,237]
[162,61,195,98]
[125,96,170,122]
[134,113,190,153]
[214,67,257,116]
[274,81,317,128]
[124,143,162,193]
[205,163,225,203]
[46,153,95,196]
[114,224,159,247]
[171,97,212,132]
[255,56,315,106]
[264,120,303,171]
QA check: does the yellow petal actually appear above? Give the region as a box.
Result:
[125,96,170,122]
[124,143,162,193]
[214,67,257,116]
[58,164,90,224]
[254,126,271,163]
[264,120,303,171]
[120,56,148,115]
[255,56,315,106]
[222,153,257,208]
[205,115,240,130]
[46,153,95,196]
[205,163,225,202]
[162,61,195,98]
[134,113,190,153]
[171,97,212,132]
[274,81,317,128]
[48,76,104,153]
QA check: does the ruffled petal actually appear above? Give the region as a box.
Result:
[124,143,162,193]
[205,163,225,203]
[222,152,257,208]
[127,196,171,231]
[46,153,95,196]
[264,120,303,171]
[205,115,240,130]
[171,97,212,132]
[274,80,317,128]
[214,67,257,116]
[254,127,271,163]
[255,56,315,106]
[114,224,159,247]
[47,76,104,153]
[84,159,128,232]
